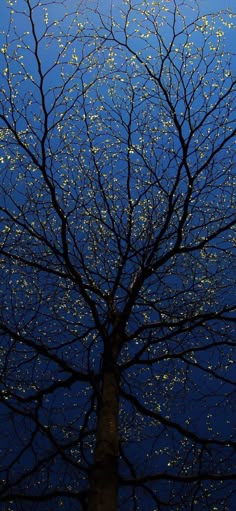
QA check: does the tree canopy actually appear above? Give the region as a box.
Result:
[0,1,235,510]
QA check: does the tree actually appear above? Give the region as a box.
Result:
[0,0,235,509]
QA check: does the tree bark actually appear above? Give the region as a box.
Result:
[87,354,120,511]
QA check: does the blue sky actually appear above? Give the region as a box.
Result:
[0,1,235,510]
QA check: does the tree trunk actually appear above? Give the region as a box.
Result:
[87,359,120,511]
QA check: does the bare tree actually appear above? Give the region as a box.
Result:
[0,1,235,510]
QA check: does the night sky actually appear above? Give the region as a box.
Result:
[0,1,235,510]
